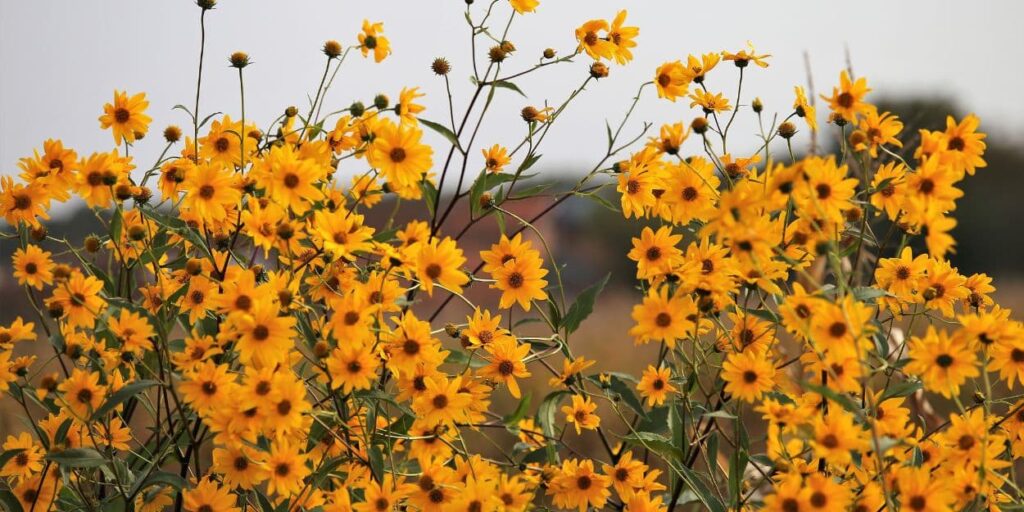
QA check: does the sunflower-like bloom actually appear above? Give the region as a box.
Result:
[98,90,151,145]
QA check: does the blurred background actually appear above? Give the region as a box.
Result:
[2,0,1024,439]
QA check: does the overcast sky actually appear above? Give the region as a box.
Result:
[3,1,1022,213]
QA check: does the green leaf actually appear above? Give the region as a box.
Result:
[621,431,684,462]
[502,392,532,426]
[129,470,186,498]
[591,374,647,420]
[561,273,610,335]
[537,390,570,464]
[804,382,862,418]
[678,464,727,512]
[470,171,518,217]
[0,489,24,512]
[421,181,439,217]
[46,447,107,468]
[91,380,160,421]
[420,118,460,148]
[853,286,887,301]
[581,192,620,212]
[879,380,922,403]
[367,445,385,483]
[0,449,25,469]
[492,80,527,97]
[517,153,542,173]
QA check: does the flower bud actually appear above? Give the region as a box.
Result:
[350,101,366,117]
[115,183,133,201]
[133,186,153,204]
[229,51,250,69]
[30,225,47,242]
[590,62,609,79]
[543,48,556,59]
[752,97,763,113]
[691,117,709,135]
[185,258,204,276]
[373,94,389,110]
[196,0,216,10]
[128,225,147,241]
[521,106,539,122]
[285,106,298,118]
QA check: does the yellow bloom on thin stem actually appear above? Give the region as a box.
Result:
[482,144,511,173]
[721,349,775,402]
[607,10,638,65]
[509,0,539,14]
[575,19,614,61]
[358,20,391,63]
[722,42,771,68]
[98,90,151,145]
[636,365,676,407]
[822,70,872,123]
[415,236,469,296]
[653,61,689,102]
[479,338,531,398]
[562,394,600,434]
[12,244,54,290]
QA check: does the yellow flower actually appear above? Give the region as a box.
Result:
[58,368,105,418]
[178,361,237,416]
[98,90,151,145]
[722,42,771,68]
[413,375,472,427]
[367,119,434,193]
[229,298,297,367]
[653,61,689,101]
[358,20,391,63]
[688,89,731,114]
[265,439,311,497]
[681,53,720,84]
[181,162,241,224]
[547,459,611,511]
[397,86,426,126]
[482,144,511,173]
[627,226,683,280]
[0,433,44,480]
[490,251,548,311]
[182,477,240,512]
[636,365,676,407]
[415,236,469,296]
[607,10,638,65]
[942,113,987,176]
[479,338,531,398]
[793,86,817,131]
[811,410,868,467]
[854,110,903,157]
[509,0,539,14]
[50,272,106,329]
[721,349,775,403]
[1,176,51,228]
[108,309,155,355]
[562,394,600,434]
[906,326,978,397]
[326,344,380,393]
[575,19,614,61]
[258,144,325,215]
[198,115,258,168]
[629,286,696,347]
[12,244,54,290]
[822,70,872,122]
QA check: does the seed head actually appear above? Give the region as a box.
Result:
[777,121,797,139]
[84,235,101,253]
[163,125,182,143]
[431,57,451,76]
[323,40,343,59]
[488,45,507,63]
[521,106,539,122]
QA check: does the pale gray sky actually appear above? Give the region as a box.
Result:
[3,0,1022,211]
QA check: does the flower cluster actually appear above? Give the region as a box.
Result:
[0,1,1019,511]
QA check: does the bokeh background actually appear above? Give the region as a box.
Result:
[2,0,1024,437]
